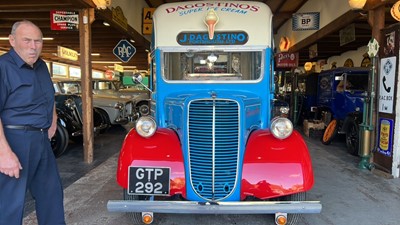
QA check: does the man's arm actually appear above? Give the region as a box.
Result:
[48,104,57,139]
[0,119,22,178]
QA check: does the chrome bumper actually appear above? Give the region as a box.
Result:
[107,200,322,214]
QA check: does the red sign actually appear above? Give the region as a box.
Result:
[105,70,114,80]
[275,52,299,68]
[50,10,79,31]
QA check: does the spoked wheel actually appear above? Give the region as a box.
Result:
[123,189,150,224]
[346,120,359,156]
[321,119,338,145]
[51,121,69,158]
[280,192,306,225]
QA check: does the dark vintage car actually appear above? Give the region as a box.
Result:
[51,93,108,157]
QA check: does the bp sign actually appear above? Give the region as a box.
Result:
[113,39,136,63]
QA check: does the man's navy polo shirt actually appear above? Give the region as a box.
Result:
[0,48,55,129]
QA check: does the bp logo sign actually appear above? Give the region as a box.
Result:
[113,39,136,63]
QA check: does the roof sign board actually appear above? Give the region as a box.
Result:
[113,39,136,63]
[292,12,319,31]
[57,46,78,61]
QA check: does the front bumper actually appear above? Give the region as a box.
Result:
[107,200,321,214]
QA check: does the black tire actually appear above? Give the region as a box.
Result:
[321,119,338,145]
[96,108,111,134]
[346,120,359,156]
[51,121,69,158]
[123,189,150,225]
[281,192,306,225]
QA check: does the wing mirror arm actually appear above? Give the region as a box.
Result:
[132,73,153,93]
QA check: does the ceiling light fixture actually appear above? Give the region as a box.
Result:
[92,0,111,10]
[279,36,291,52]
[391,1,400,22]
[348,0,367,10]
[103,21,110,26]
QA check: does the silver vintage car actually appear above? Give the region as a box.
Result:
[52,78,135,130]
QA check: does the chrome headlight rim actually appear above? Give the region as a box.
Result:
[270,117,293,139]
[136,116,157,138]
[138,104,150,116]
[114,102,124,110]
[64,98,76,109]
[279,106,290,115]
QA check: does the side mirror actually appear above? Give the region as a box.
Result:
[132,73,143,84]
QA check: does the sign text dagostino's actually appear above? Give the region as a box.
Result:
[164,2,261,14]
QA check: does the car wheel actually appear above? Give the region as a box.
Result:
[321,119,338,145]
[346,120,359,156]
[279,192,306,225]
[123,189,150,224]
[51,121,69,158]
[97,108,111,134]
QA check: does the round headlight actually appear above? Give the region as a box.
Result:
[65,98,76,108]
[280,106,290,114]
[136,116,157,138]
[139,104,150,116]
[114,102,124,110]
[270,117,293,139]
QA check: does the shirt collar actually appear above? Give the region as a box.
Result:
[9,48,42,69]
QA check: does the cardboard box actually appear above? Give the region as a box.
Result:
[303,119,325,137]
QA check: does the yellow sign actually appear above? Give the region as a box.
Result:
[114,64,124,72]
[57,46,78,61]
[143,23,153,35]
[142,8,155,35]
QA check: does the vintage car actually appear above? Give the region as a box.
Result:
[52,78,135,129]
[52,93,109,157]
[316,67,369,155]
[93,78,151,119]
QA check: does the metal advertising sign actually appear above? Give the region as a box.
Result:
[292,12,320,31]
[379,56,396,113]
[275,52,298,68]
[50,10,79,31]
[377,118,394,157]
[113,40,136,63]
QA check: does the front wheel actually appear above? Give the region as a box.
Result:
[51,121,69,158]
[321,119,338,145]
[346,120,359,156]
[123,189,150,224]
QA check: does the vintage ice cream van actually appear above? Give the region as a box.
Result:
[107,1,321,225]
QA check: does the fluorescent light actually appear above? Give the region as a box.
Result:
[77,53,101,56]
[0,37,54,41]
[92,61,122,64]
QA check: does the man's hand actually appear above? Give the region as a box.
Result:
[0,149,22,178]
[48,105,57,139]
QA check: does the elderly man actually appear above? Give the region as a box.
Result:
[0,20,66,225]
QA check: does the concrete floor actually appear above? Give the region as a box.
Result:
[23,126,400,225]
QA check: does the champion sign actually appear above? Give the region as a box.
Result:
[113,40,136,63]
[50,10,79,31]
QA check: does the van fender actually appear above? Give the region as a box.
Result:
[116,128,186,197]
[241,130,314,199]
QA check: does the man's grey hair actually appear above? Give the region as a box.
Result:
[10,20,42,37]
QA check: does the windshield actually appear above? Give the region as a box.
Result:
[57,81,81,94]
[163,50,263,82]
